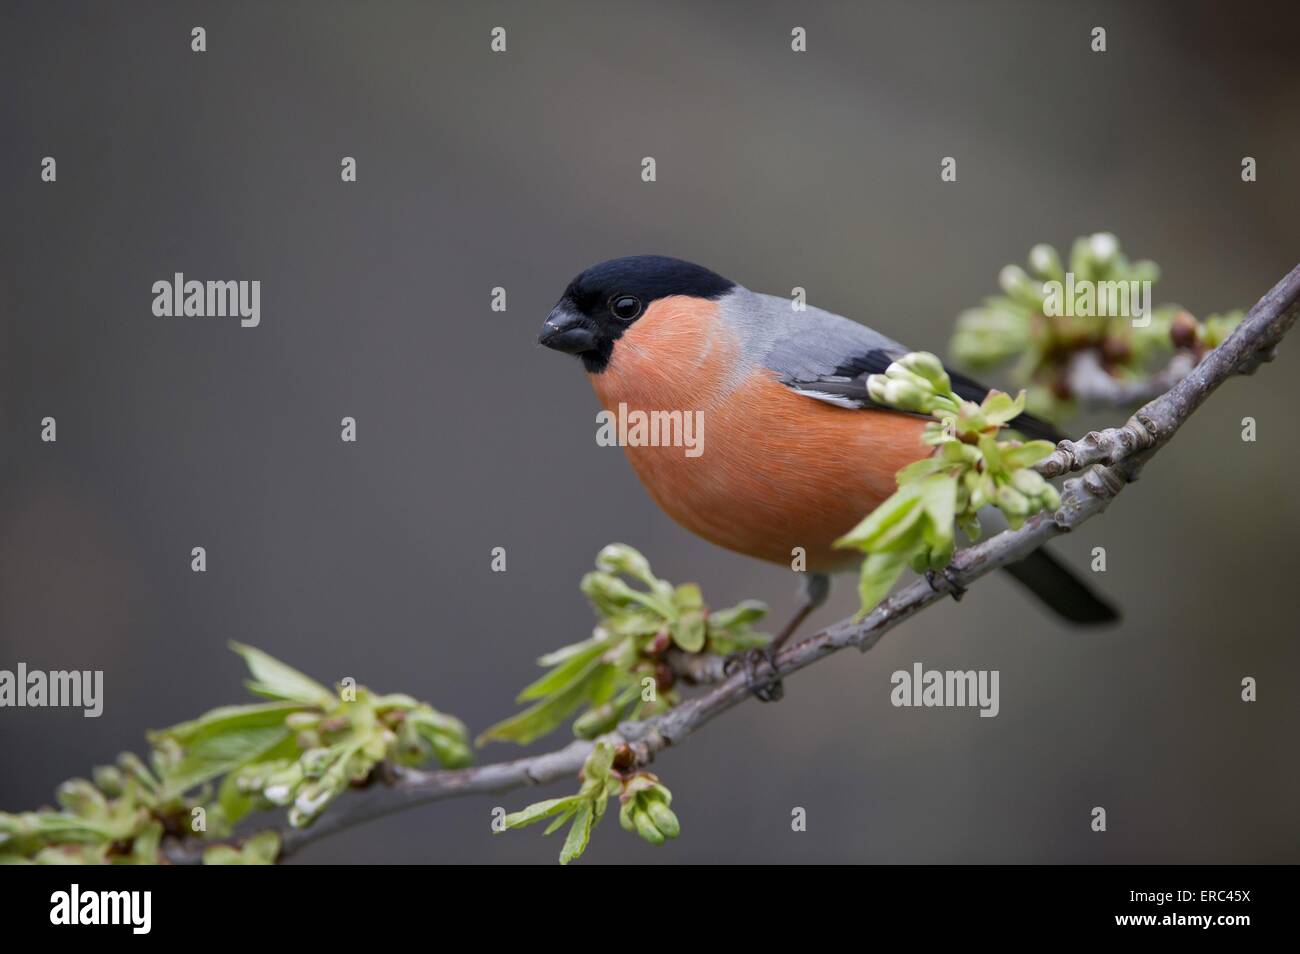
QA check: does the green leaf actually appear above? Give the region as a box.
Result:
[939,440,980,465]
[835,484,923,550]
[241,831,281,864]
[978,434,1006,474]
[673,582,703,611]
[856,551,910,617]
[707,599,768,630]
[559,802,594,865]
[543,805,579,835]
[572,702,623,739]
[895,456,944,485]
[582,741,615,789]
[229,643,335,707]
[981,390,1026,426]
[600,613,666,638]
[669,608,707,653]
[477,656,607,745]
[502,795,585,830]
[217,732,298,826]
[161,725,293,798]
[516,640,608,702]
[150,701,303,796]
[203,831,280,865]
[202,845,243,865]
[1001,440,1057,470]
[152,701,304,747]
[918,474,957,547]
[536,634,607,667]
[595,543,652,578]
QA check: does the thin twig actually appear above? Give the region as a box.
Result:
[1067,349,1198,409]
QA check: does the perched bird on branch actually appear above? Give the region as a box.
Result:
[539,256,1117,698]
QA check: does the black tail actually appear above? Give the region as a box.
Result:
[1001,548,1119,625]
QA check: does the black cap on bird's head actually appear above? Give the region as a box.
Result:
[539,255,734,373]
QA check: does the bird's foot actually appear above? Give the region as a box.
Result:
[723,645,784,703]
[925,567,967,601]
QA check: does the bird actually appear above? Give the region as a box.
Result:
[538,255,1117,699]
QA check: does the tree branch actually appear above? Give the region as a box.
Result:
[1066,349,1198,409]
[166,262,1300,864]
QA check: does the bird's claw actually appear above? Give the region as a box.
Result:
[925,567,967,602]
[723,646,784,703]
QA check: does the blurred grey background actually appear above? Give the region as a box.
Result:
[2,0,1297,863]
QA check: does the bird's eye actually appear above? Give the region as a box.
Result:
[611,295,642,321]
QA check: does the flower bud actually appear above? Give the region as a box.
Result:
[881,378,926,412]
[1169,310,1198,350]
[300,747,334,778]
[900,352,950,391]
[996,485,1032,516]
[429,734,472,769]
[999,265,1042,307]
[56,779,106,818]
[632,807,666,845]
[643,797,680,839]
[1010,469,1048,498]
[595,544,654,583]
[580,572,640,612]
[292,779,338,821]
[573,704,621,740]
[263,764,304,804]
[612,744,635,772]
[92,766,125,797]
[1028,244,1063,280]
[654,662,675,693]
[1088,232,1119,266]
[1101,335,1131,366]
[966,472,994,511]
[648,629,672,655]
[1130,259,1160,285]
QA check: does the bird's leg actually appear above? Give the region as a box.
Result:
[725,572,831,703]
[925,567,966,601]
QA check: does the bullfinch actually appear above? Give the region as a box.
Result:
[539,255,1117,699]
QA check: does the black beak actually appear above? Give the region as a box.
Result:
[539,304,598,355]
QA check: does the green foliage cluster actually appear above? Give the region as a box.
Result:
[836,353,1060,616]
[949,232,1242,419]
[478,544,768,746]
[0,751,192,865]
[488,544,763,861]
[499,740,680,864]
[1,644,469,865]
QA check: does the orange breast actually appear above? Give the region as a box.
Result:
[590,297,930,571]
